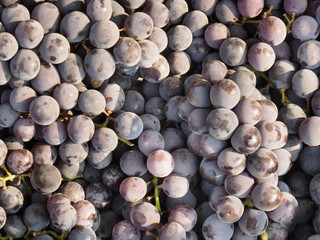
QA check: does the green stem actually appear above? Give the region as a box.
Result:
[0,235,13,240]
[62,174,83,182]
[153,177,161,213]
[261,231,268,240]
[279,88,291,105]
[244,64,273,87]
[263,4,274,18]
[243,196,254,207]
[117,136,134,147]
[283,12,296,33]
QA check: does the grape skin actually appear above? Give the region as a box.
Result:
[258,16,287,46]
[202,214,234,240]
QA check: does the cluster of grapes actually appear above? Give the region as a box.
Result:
[0,0,320,239]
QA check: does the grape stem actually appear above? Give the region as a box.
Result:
[27,230,68,240]
[117,136,134,147]
[261,231,269,240]
[0,165,29,190]
[0,235,13,240]
[283,12,296,33]
[242,196,254,207]
[153,177,162,213]
[62,174,83,182]
[262,4,274,18]
[279,88,291,105]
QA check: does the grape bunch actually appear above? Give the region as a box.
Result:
[0,0,320,239]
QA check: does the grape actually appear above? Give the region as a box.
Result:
[29,96,60,126]
[292,15,319,42]
[210,79,241,109]
[292,69,319,98]
[15,19,44,49]
[113,37,142,67]
[119,177,147,202]
[202,214,234,240]
[229,68,256,97]
[232,224,258,240]
[78,89,106,116]
[159,222,186,240]
[259,99,278,122]
[42,120,67,146]
[130,202,160,231]
[59,138,88,165]
[6,149,33,174]
[96,210,119,238]
[57,53,85,85]
[84,49,116,81]
[186,78,212,108]
[89,19,119,49]
[10,49,40,81]
[273,148,292,176]
[258,16,287,46]
[311,89,320,116]
[59,181,84,204]
[147,150,174,177]
[182,10,208,37]
[0,32,17,61]
[250,182,281,211]
[119,150,147,176]
[87,146,112,170]
[269,59,296,89]
[31,2,61,34]
[299,116,320,146]
[215,195,244,223]
[86,0,112,22]
[208,185,227,210]
[0,61,11,86]
[248,42,276,71]
[67,115,95,144]
[171,148,199,177]
[138,39,160,68]
[49,203,77,231]
[256,120,288,150]
[215,0,239,25]
[23,203,50,231]
[0,186,23,214]
[0,103,19,128]
[122,90,145,115]
[140,55,170,83]
[147,27,168,53]
[278,103,306,134]
[163,173,189,198]
[30,164,61,193]
[124,12,153,41]
[138,130,165,156]
[56,0,85,16]
[220,37,247,67]
[186,37,210,63]
[188,108,210,135]
[114,112,143,140]
[118,0,145,10]
[143,2,169,28]
[52,83,79,111]
[165,0,188,25]
[266,222,289,240]
[167,25,193,51]
[85,182,112,209]
[167,191,197,210]
[224,171,255,198]
[72,200,96,227]
[297,40,320,69]
[1,3,30,33]
[238,208,268,236]
[3,214,27,238]
[30,141,56,167]
[202,60,228,84]
[39,33,70,64]
[199,158,226,185]
[13,118,35,142]
[284,0,307,16]
[233,97,262,125]
[100,83,125,112]
[112,220,141,240]
[191,0,218,15]
[238,0,264,18]
[164,96,183,122]
[217,147,246,176]
[204,23,230,49]
[272,41,291,60]
[167,51,191,75]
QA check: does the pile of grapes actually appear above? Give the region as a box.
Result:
[1,0,320,239]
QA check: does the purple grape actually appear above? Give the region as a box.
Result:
[119,177,147,202]
[237,0,264,18]
[258,16,287,46]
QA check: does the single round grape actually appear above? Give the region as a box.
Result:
[204,23,230,49]
[84,48,116,81]
[215,0,239,25]
[121,90,145,115]
[59,181,85,204]
[67,115,95,144]
[60,11,90,43]
[161,128,186,152]
[140,55,170,83]
[0,32,18,61]
[311,89,320,116]
[199,158,226,185]
[31,141,57,166]
[3,214,27,239]
[167,51,191,75]
[219,37,247,67]
[250,182,281,211]
[130,202,160,231]
[147,149,174,178]
[143,2,169,28]
[297,40,320,69]
[9,86,36,113]
[186,77,212,108]
[210,79,241,109]
[0,186,23,214]
[23,203,50,231]
[119,177,147,202]
[186,37,210,63]
[258,16,287,46]
[15,19,44,49]
[86,0,112,22]
[50,203,77,231]
[202,214,234,240]
[147,27,168,53]
[52,83,79,111]
[216,195,244,223]
[29,96,60,126]
[89,19,119,49]
[113,37,141,67]
[91,127,118,153]
[100,83,125,112]
[124,12,153,41]
[171,148,199,177]
[284,0,307,16]
[78,89,106,116]
[163,173,189,198]
[248,42,276,71]
[202,60,228,84]
[42,120,67,146]
[57,53,85,85]
[292,69,319,98]
[138,130,165,156]
[159,222,186,240]
[112,220,141,240]
[238,208,268,236]
[278,103,306,134]
[237,0,263,18]
[31,2,61,34]
[39,33,70,64]
[114,112,144,140]
[166,0,189,25]
[292,15,319,42]
[10,49,40,81]
[119,150,147,177]
[188,108,211,135]
[182,10,208,37]
[217,147,246,176]
[6,148,33,174]
[164,95,183,122]
[145,97,166,120]
[0,103,19,128]
[269,59,295,89]
[230,68,256,97]
[30,164,61,193]
[1,3,30,33]
[59,138,88,165]
[167,25,193,51]
[72,200,96,227]
[231,124,261,154]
